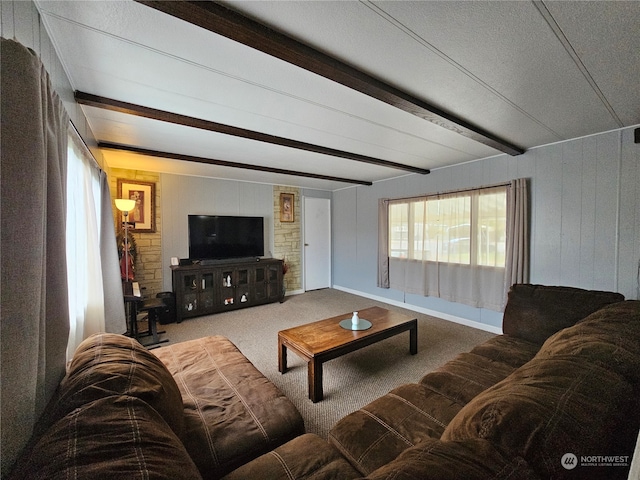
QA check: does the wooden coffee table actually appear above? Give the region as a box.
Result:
[278,306,417,402]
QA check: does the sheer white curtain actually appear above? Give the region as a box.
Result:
[379,180,529,311]
[65,128,107,359]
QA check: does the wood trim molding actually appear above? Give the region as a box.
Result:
[76,91,429,176]
[136,0,524,156]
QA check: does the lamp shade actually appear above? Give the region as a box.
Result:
[115,198,136,212]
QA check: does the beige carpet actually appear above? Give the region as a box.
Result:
[154,289,496,439]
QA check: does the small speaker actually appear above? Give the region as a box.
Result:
[635,127,640,144]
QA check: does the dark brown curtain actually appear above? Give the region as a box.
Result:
[1,38,70,476]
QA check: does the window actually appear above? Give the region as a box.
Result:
[389,185,507,268]
[379,179,528,311]
[65,128,106,359]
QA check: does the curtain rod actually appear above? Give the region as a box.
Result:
[68,121,103,173]
[385,180,515,203]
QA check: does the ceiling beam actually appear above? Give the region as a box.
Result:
[75,91,430,175]
[136,0,525,156]
[99,142,373,186]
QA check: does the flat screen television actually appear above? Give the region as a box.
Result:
[188,215,264,261]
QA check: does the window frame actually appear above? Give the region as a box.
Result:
[388,184,507,268]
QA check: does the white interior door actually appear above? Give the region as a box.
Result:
[304,197,331,291]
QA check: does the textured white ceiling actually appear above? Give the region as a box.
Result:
[36,0,640,191]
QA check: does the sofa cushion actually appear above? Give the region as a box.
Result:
[365,438,540,480]
[221,434,361,480]
[329,349,524,476]
[152,335,305,479]
[419,352,517,405]
[9,395,202,479]
[328,382,462,475]
[442,356,634,479]
[502,284,624,344]
[469,334,539,368]
[38,333,184,438]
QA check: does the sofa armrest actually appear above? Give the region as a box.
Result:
[7,333,194,479]
[9,395,202,480]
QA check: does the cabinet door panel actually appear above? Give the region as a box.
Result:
[220,269,235,307]
[181,274,199,314]
[253,266,267,303]
[267,263,283,302]
[236,268,250,305]
[201,272,216,310]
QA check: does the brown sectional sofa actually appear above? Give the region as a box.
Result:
[8,334,304,479]
[223,285,640,480]
[8,284,639,479]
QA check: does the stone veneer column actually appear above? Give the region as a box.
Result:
[273,186,301,293]
[110,169,163,297]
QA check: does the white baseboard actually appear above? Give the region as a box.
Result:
[332,285,502,335]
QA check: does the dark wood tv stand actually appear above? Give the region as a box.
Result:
[171,258,284,322]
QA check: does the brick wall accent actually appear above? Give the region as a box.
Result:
[273,186,301,293]
[111,169,163,297]
[109,175,301,297]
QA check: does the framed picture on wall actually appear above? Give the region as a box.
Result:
[117,179,156,232]
[280,193,294,223]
